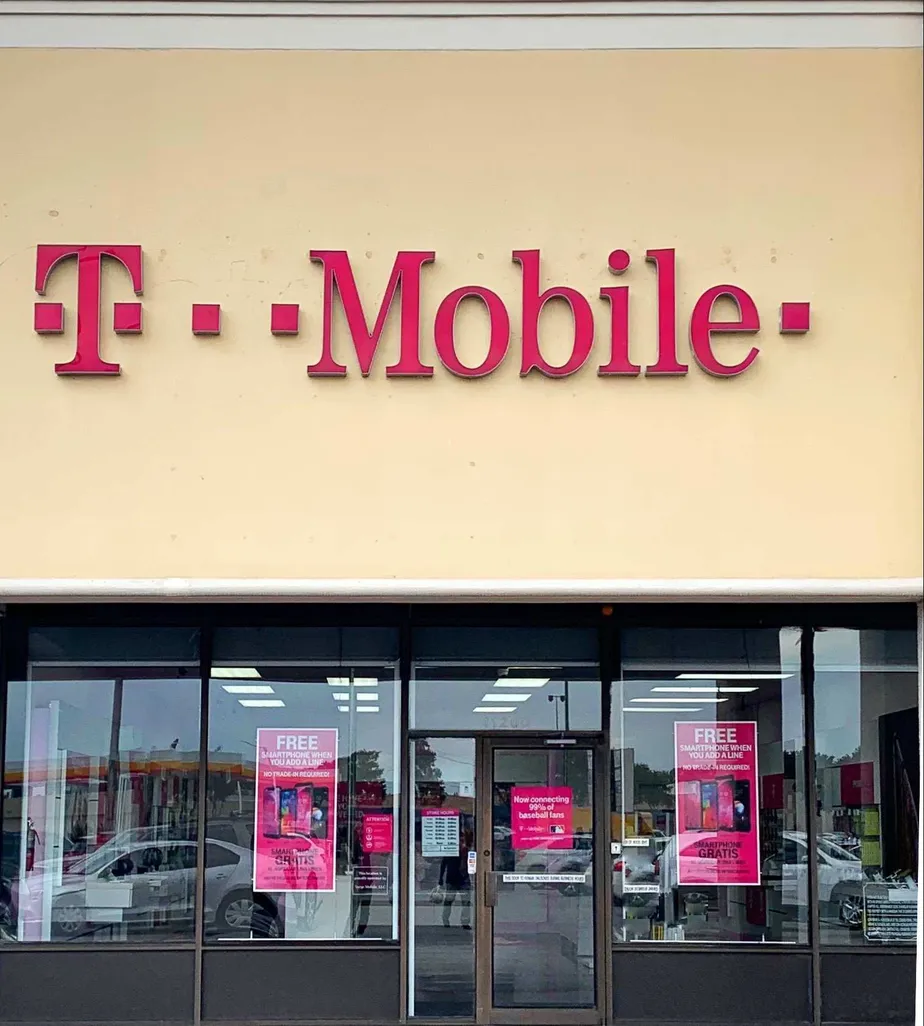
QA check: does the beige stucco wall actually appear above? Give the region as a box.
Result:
[0,48,921,582]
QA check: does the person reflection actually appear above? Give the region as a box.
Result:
[439,826,472,930]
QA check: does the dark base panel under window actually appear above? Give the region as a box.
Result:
[201,947,400,1022]
[613,950,812,1024]
[0,949,194,1024]
[820,951,916,1024]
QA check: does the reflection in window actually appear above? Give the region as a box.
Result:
[205,627,400,941]
[813,628,919,945]
[411,627,601,731]
[0,628,201,943]
[611,628,808,944]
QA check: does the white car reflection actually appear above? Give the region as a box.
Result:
[9,839,279,940]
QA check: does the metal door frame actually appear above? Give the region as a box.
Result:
[475,735,609,1026]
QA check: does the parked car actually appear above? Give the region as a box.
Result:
[763,832,863,923]
[4,839,278,940]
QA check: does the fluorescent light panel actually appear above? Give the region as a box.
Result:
[213,667,261,679]
[493,678,550,688]
[480,693,532,703]
[331,692,351,701]
[474,706,517,713]
[356,706,380,713]
[221,684,275,695]
[631,697,727,704]
[676,673,792,680]
[327,677,378,687]
[238,699,285,708]
[651,686,758,694]
[623,707,703,714]
[354,693,380,702]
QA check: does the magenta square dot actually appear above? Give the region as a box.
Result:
[271,303,300,335]
[780,302,811,334]
[192,303,221,335]
[113,302,143,334]
[34,302,64,334]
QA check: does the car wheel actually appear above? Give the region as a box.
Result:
[832,886,863,930]
[52,902,87,939]
[217,892,280,937]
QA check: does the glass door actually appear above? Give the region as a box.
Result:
[477,740,601,1025]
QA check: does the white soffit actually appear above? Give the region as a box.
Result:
[0,0,921,48]
[0,578,921,602]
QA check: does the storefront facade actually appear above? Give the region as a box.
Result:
[0,3,922,1025]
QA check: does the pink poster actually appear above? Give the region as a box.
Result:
[361,813,393,854]
[674,721,760,886]
[511,787,573,850]
[253,728,338,893]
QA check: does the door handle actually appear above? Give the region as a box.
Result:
[483,871,499,908]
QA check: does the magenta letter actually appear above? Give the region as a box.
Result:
[308,250,435,377]
[513,250,594,377]
[689,285,760,377]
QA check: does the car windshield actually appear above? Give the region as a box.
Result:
[817,838,860,862]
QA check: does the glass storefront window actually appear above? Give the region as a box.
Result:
[1,628,201,943]
[612,628,808,944]
[813,627,919,945]
[410,737,476,1018]
[411,627,601,731]
[205,627,400,941]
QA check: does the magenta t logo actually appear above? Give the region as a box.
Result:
[34,244,143,375]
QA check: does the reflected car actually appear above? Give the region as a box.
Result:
[5,839,279,940]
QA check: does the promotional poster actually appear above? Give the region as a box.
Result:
[253,728,338,893]
[674,722,759,886]
[511,787,573,850]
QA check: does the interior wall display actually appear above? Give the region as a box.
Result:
[510,787,574,850]
[253,728,338,893]
[674,722,760,886]
[421,808,460,858]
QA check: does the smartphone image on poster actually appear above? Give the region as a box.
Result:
[733,780,751,832]
[311,786,329,840]
[717,776,735,831]
[295,785,314,835]
[680,780,703,830]
[701,781,719,831]
[262,787,280,838]
[279,788,298,836]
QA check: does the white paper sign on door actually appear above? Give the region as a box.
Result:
[421,808,460,857]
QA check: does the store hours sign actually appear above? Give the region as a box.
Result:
[30,244,811,378]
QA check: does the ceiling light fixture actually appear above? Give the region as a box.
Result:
[356,706,380,713]
[338,705,350,713]
[631,697,727,704]
[238,699,285,708]
[213,667,261,679]
[622,707,704,714]
[480,693,532,703]
[493,678,550,689]
[331,692,351,701]
[221,684,275,695]
[327,677,378,687]
[651,686,758,694]
[675,673,793,681]
[473,706,517,713]
[354,693,380,702]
